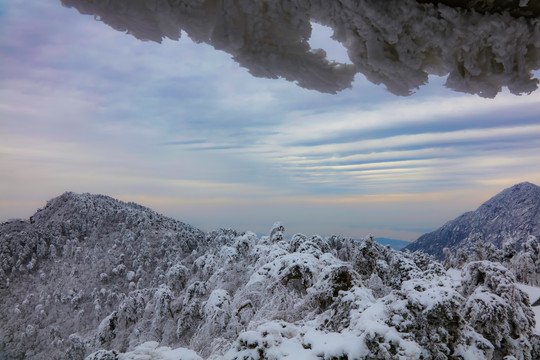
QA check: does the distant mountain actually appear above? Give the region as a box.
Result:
[405,182,540,259]
[375,237,411,250]
[1,192,537,359]
[0,192,205,359]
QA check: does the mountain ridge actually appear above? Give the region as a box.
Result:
[405,181,540,259]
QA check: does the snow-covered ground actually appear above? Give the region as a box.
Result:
[446,268,462,282]
[88,342,202,360]
[516,283,540,335]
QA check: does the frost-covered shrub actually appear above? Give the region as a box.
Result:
[296,240,324,258]
[310,264,357,310]
[85,349,119,360]
[67,334,87,360]
[233,232,258,257]
[386,253,420,287]
[289,233,308,253]
[309,235,331,253]
[464,289,514,346]
[111,264,126,276]
[96,311,118,346]
[176,281,207,340]
[318,285,375,332]
[352,235,382,277]
[365,273,391,298]
[190,289,233,356]
[117,290,147,326]
[217,246,239,265]
[153,285,173,317]
[166,264,189,291]
[460,261,535,359]
[226,321,303,360]
[510,235,540,286]
[203,289,231,327]
[192,254,217,281]
[255,253,315,291]
[269,222,285,243]
[385,275,470,358]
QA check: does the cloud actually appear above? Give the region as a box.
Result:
[218,90,540,200]
[2,0,540,241]
[276,92,540,146]
[161,139,208,146]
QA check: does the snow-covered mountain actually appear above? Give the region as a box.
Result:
[1,192,539,359]
[405,182,540,259]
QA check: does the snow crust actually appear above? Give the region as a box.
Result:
[60,0,540,97]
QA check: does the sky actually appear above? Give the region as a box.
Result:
[1,0,540,241]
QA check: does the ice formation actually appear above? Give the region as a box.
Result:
[60,0,540,97]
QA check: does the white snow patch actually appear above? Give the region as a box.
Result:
[118,341,202,360]
[447,268,462,283]
[516,282,540,334]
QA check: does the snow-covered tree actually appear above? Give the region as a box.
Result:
[2,192,540,359]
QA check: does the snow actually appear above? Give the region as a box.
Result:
[2,192,540,359]
[516,282,540,335]
[61,0,540,97]
[409,182,540,259]
[97,341,203,360]
[401,276,462,311]
[447,267,462,282]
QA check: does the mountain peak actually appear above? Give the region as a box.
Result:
[31,192,153,226]
[497,181,539,195]
[405,182,540,259]
[479,182,540,209]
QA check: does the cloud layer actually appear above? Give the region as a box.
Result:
[1,1,540,240]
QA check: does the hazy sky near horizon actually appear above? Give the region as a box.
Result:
[2,1,540,241]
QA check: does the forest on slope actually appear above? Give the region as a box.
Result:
[0,192,539,359]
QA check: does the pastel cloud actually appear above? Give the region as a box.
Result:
[1,1,540,242]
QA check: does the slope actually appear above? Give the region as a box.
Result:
[405,182,540,259]
[0,192,538,359]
